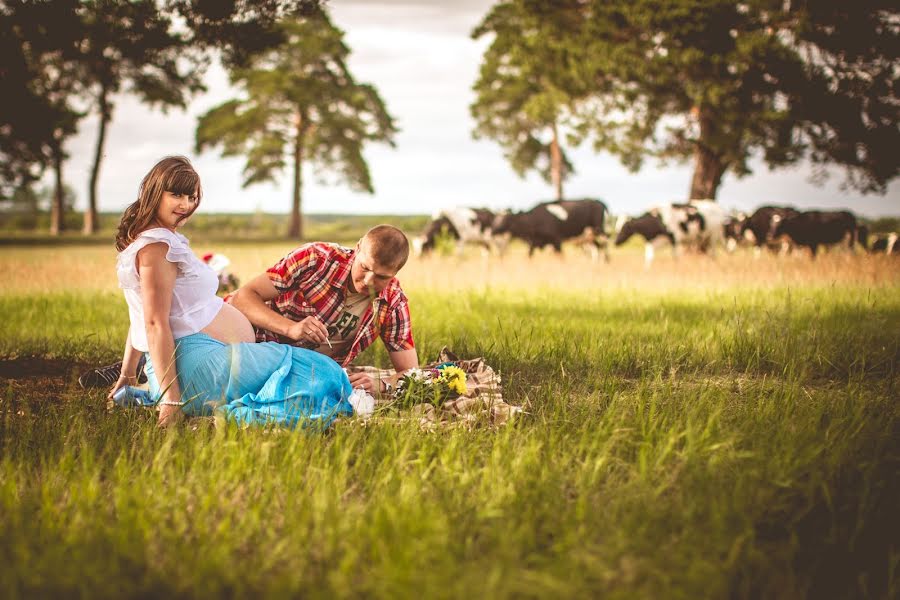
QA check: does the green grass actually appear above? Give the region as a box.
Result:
[1,247,898,598]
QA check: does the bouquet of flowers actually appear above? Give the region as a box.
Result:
[392,362,468,408]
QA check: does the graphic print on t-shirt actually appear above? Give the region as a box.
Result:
[329,310,360,340]
[315,291,371,358]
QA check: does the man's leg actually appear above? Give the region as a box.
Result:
[78,354,147,389]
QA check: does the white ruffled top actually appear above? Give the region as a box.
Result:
[116,228,223,352]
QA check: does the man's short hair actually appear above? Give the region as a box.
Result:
[363,225,410,270]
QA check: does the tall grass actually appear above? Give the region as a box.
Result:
[1,244,898,598]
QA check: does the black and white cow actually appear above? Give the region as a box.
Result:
[615,200,726,266]
[723,213,750,252]
[870,233,899,255]
[771,210,865,258]
[613,212,674,266]
[491,198,610,261]
[413,207,497,256]
[740,205,800,254]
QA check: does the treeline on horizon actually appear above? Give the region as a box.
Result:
[2,0,898,239]
[3,210,899,247]
[0,210,431,243]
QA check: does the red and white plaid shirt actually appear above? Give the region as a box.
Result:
[256,242,414,367]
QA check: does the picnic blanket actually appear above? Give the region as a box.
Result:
[346,347,521,428]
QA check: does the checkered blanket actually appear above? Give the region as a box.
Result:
[345,347,521,428]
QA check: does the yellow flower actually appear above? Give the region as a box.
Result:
[438,366,467,396]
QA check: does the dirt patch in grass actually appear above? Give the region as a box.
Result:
[0,358,101,408]
[0,357,87,380]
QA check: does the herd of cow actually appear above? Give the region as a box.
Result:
[412,199,898,266]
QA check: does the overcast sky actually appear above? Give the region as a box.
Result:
[58,0,899,219]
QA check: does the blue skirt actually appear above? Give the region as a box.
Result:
[143,333,353,429]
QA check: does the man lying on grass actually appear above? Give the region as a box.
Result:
[228,224,419,396]
[83,225,419,400]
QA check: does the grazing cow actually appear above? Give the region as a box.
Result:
[491,198,610,260]
[723,213,749,252]
[740,205,800,255]
[615,200,726,266]
[771,210,863,258]
[614,212,675,266]
[870,233,899,255]
[413,207,497,256]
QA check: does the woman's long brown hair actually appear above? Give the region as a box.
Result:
[115,156,203,252]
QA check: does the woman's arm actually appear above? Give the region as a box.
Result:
[137,242,182,427]
[107,331,144,399]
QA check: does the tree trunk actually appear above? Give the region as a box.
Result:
[288,109,306,239]
[84,86,110,235]
[550,121,564,200]
[50,145,64,236]
[689,106,726,200]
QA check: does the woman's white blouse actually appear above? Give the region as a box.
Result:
[116,228,223,352]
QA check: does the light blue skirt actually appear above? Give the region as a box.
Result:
[143,332,353,429]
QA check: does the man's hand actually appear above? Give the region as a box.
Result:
[348,372,380,395]
[285,316,329,345]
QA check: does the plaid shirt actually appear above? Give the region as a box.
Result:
[257,242,414,367]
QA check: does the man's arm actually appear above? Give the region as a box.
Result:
[388,348,418,373]
[347,347,418,397]
[230,273,328,344]
[384,348,419,391]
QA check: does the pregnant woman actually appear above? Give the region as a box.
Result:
[110,156,353,427]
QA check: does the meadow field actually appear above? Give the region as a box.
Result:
[1,237,898,598]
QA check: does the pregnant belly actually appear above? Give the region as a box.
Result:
[202,303,255,344]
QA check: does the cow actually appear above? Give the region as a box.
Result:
[723,213,750,253]
[614,212,675,266]
[491,198,610,261]
[869,233,898,255]
[615,200,726,267]
[740,205,800,255]
[413,207,497,257]
[771,210,865,258]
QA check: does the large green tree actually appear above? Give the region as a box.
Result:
[78,0,204,234]
[471,0,591,200]
[1,0,85,234]
[784,0,899,194]
[77,0,322,234]
[1,0,320,234]
[165,0,322,69]
[580,0,899,199]
[195,11,397,239]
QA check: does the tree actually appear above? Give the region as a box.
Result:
[1,0,85,234]
[77,0,204,234]
[785,0,899,194]
[471,0,591,200]
[165,0,322,69]
[195,11,397,239]
[580,0,899,199]
[1,0,320,233]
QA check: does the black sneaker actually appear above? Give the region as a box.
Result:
[78,355,147,389]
